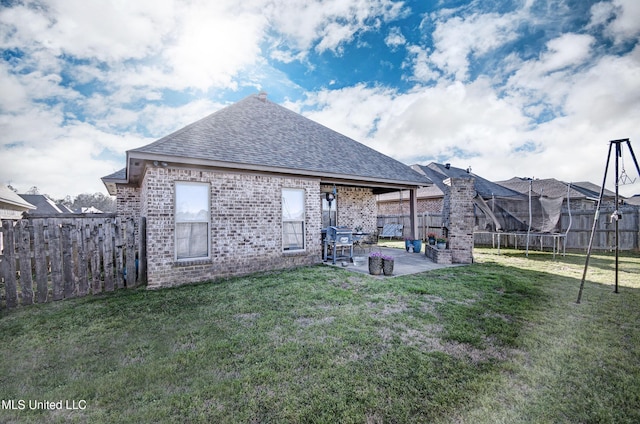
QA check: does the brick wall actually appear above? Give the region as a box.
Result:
[378,198,443,215]
[323,185,377,233]
[443,177,474,264]
[116,185,141,222]
[137,167,322,288]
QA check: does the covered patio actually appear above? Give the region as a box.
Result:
[324,246,461,277]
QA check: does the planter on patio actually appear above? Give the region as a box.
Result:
[412,239,422,253]
[368,252,383,275]
[382,256,394,276]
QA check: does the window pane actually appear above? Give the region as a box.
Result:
[176,183,209,221]
[282,189,304,220]
[283,222,304,250]
[176,222,208,259]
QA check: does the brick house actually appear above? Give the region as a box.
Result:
[102,93,430,288]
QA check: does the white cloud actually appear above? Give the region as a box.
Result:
[603,0,640,43]
[385,27,406,49]
[426,11,522,80]
[267,0,409,55]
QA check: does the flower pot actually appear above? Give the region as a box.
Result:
[412,239,422,253]
[428,237,436,245]
[382,258,394,276]
[437,242,446,250]
[405,239,412,251]
[368,256,383,275]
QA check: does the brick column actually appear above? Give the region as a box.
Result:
[443,177,475,264]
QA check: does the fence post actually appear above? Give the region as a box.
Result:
[32,219,49,303]
[17,220,34,305]
[103,219,115,291]
[76,221,89,297]
[61,223,75,298]
[114,218,124,288]
[1,220,18,308]
[89,222,102,294]
[125,218,136,288]
[138,217,147,285]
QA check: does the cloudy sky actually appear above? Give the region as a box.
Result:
[1,0,640,199]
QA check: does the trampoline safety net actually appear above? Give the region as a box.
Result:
[475,195,564,233]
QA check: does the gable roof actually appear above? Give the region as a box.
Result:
[104,93,430,194]
[0,185,36,210]
[18,194,65,215]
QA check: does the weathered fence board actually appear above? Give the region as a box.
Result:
[2,220,18,308]
[18,220,34,305]
[32,219,48,303]
[0,215,146,309]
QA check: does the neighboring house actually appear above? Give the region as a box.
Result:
[18,194,70,216]
[0,185,36,220]
[626,194,640,206]
[377,162,522,231]
[102,93,431,288]
[78,206,103,213]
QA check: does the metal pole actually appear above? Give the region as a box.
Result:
[577,141,613,304]
[614,142,620,294]
[526,180,532,257]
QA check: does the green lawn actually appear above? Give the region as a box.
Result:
[1,247,639,423]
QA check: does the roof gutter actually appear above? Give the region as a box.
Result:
[125,152,432,189]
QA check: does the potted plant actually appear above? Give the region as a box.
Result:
[427,233,437,245]
[412,239,422,253]
[404,237,413,252]
[436,237,447,250]
[382,254,394,276]
[368,251,384,275]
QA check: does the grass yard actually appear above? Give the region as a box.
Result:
[1,247,639,423]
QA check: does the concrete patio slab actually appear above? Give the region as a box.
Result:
[323,246,462,277]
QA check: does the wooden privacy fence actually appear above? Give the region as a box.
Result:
[0,214,146,309]
[377,213,445,240]
[379,206,640,251]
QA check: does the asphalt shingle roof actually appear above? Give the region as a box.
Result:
[129,94,429,186]
[18,194,64,215]
[414,163,522,198]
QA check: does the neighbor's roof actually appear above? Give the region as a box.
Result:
[0,185,36,210]
[496,177,614,199]
[570,181,616,199]
[414,163,523,199]
[18,194,65,215]
[108,93,430,190]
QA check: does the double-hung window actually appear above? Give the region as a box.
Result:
[175,182,210,260]
[282,188,305,251]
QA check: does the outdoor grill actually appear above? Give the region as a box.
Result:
[323,226,354,264]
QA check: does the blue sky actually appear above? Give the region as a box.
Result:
[1,0,639,198]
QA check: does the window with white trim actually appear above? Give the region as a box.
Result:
[282,188,305,251]
[175,182,210,260]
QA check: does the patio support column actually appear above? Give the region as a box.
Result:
[409,187,419,240]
